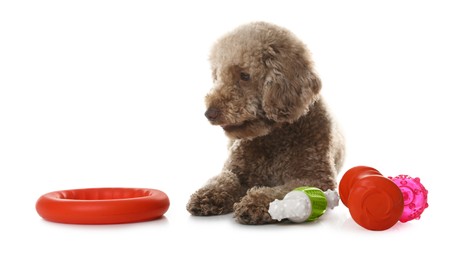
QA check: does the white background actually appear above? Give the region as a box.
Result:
[1,0,456,259]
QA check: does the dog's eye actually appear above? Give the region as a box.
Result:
[240,72,250,81]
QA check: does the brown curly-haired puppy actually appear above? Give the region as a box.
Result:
[187,22,345,224]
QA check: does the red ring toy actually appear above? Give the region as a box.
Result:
[36,188,170,224]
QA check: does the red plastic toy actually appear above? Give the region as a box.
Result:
[36,187,170,224]
[339,166,428,231]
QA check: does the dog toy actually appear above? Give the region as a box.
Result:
[268,186,339,222]
[36,187,170,224]
[339,166,428,231]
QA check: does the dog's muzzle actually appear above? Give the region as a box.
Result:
[205,107,220,122]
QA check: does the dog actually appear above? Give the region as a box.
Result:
[187,21,345,224]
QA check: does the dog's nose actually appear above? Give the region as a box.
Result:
[205,108,220,121]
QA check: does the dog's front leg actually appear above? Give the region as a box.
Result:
[233,185,293,225]
[186,170,246,216]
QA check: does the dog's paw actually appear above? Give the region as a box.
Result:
[233,192,277,225]
[186,188,235,216]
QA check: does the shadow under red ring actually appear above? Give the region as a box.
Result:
[36,188,170,224]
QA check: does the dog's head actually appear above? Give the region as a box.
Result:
[205,22,321,139]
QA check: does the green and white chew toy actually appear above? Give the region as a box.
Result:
[268,187,339,222]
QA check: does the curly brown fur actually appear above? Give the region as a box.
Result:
[187,22,345,224]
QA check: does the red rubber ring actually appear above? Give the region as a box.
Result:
[36,188,170,224]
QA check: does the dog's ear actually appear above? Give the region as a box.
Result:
[262,45,321,123]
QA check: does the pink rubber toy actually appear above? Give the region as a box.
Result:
[388,174,428,223]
